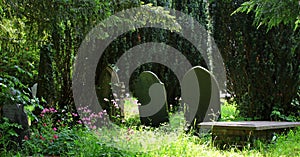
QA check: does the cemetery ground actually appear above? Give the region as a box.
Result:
[1,99,300,157]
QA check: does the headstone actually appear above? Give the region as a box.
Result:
[132,71,169,127]
[2,104,30,146]
[36,45,55,105]
[96,66,124,122]
[31,83,38,98]
[182,66,220,128]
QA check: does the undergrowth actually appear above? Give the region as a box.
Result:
[1,99,300,156]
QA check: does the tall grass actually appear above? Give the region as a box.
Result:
[4,99,300,156]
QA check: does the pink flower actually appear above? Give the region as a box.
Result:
[49,108,57,113]
[24,135,29,140]
[44,108,49,113]
[53,134,58,139]
[90,125,96,129]
[77,120,82,124]
[43,123,47,127]
[127,128,134,135]
[84,109,91,113]
[84,117,91,121]
[53,127,57,131]
[40,135,45,140]
[72,113,78,117]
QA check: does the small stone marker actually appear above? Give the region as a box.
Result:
[96,66,124,122]
[182,66,220,128]
[132,71,169,127]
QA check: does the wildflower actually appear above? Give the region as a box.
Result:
[127,128,134,135]
[40,135,45,140]
[90,113,96,118]
[82,117,90,121]
[104,98,109,102]
[77,120,82,124]
[98,112,103,118]
[49,107,57,113]
[44,108,50,113]
[90,125,96,130]
[24,135,29,140]
[72,113,78,117]
[53,127,57,131]
[113,93,118,97]
[83,109,90,113]
[43,123,47,127]
[112,100,119,108]
[53,134,58,139]
[134,99,139,104]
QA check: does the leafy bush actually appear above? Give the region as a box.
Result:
[220,101,241,121]
[0,117,22,155]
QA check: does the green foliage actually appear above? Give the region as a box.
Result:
[268,127,300,156]
[0,117,22,154]
[211,0,300,120]
[0,99,298,156]
[220,101,241,121]
[0,68,41,123]
[233,0,300,31]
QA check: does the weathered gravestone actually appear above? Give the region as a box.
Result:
[2,103,30,147]
[182,66,220,129]
[132,71,169,127]
[95,66,124,122]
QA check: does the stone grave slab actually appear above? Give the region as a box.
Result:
[199,121,300,148]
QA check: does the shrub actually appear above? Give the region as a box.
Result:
[0,117,23,155]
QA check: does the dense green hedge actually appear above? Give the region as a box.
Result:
[211,0,300,120]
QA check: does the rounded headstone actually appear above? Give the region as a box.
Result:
[132,71,169,127]
[182,66,220,127]
[96,66,123,122]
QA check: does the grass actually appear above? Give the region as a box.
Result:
[3,98,300,156]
